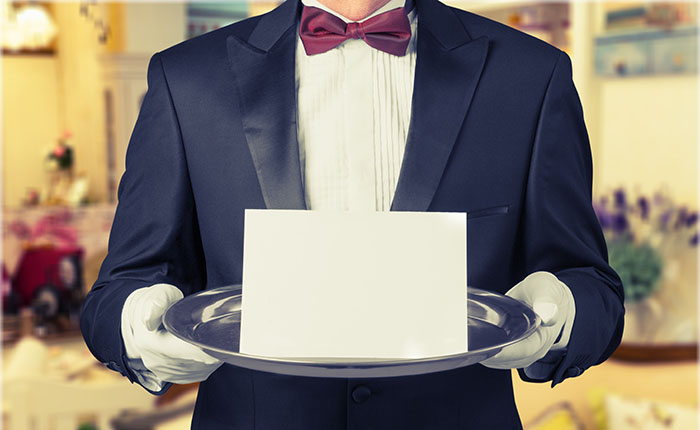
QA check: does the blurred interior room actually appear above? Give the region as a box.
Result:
[2,1,698,429]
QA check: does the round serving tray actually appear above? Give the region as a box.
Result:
[163,285,540,378]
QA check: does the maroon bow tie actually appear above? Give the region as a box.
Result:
[299,6,412,56]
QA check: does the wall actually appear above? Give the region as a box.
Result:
[249,2,281,16]
[52,2,110,204]
[124,3,186,54]
[595,75,698,207]
[2,57,62,206]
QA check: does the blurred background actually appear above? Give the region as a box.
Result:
[1,1,698,429]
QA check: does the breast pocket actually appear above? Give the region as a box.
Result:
[467,204,511,220]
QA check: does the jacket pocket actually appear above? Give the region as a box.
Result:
[467,204,511,220]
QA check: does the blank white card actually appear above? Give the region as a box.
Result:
[240,210,467,359]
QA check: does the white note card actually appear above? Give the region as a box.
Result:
[240,210,467,359]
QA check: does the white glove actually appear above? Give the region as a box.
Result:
[121,283,223,391]
[481,271,575,376]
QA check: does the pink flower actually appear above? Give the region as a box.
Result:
[52,145,66,158]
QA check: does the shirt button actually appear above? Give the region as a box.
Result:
[351,385,372,404]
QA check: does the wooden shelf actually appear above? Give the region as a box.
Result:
[2,48,55,56]
[613,343,698,362]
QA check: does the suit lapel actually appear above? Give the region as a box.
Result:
[391,0,489,211]
[226,0,306,210]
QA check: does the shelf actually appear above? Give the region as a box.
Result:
[2,48,55,56]
[594,25,698,77]
[444,1,534,13]
[596,25,698,44]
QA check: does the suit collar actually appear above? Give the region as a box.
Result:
[246,0,301,52]
[416,0,475,49]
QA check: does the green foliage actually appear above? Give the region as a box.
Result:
[608,239,663,303]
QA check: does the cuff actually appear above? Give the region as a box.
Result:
[520,268,624,387]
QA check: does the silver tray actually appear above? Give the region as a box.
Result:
[163,285,539,378]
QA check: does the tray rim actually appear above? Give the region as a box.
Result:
[163,285,541,369]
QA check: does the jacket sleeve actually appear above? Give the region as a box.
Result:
[80,52,207,393]
[517,50,625,386]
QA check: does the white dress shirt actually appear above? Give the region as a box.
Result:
[297,0,417,211]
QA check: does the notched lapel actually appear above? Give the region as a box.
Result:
[392,1,489,212]
[226,0,306,210]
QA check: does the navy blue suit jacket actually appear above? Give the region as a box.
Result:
[81,0,625,428]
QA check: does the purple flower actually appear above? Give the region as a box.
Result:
[598,211,613,230]
[675,207,689,230]
[614,188,627,209]
[685,212,698,228]
[594,203,613,229]
[653,192,666,206]
[637,197,649,220]
[612,213,629,234]
[690,233,698,247]
[659,210,673,229]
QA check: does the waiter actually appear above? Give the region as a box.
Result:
[81,0,625,428]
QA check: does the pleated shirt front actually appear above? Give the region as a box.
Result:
[296,0,418,211]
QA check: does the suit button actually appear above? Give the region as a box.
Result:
[565,366,582,378]
[352,385,372,404]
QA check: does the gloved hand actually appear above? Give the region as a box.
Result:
[121,283,222,391]
[481,272,575,377]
